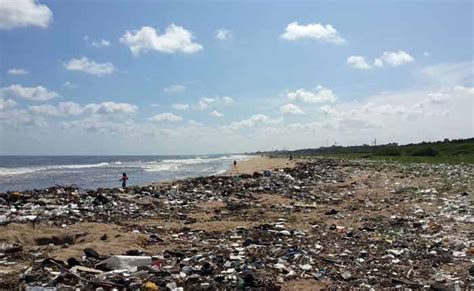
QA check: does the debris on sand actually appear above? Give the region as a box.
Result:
[0,159,472,289]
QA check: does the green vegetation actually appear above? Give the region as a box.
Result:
[258,138,474,164]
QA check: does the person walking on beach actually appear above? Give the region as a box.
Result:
[233,160,237,168]
[119,173,128,188]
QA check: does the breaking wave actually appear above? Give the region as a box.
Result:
[0,162,111,176]
[143,155,250,173]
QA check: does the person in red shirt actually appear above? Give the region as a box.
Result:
[120,173,128,187]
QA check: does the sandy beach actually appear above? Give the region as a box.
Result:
[1,157,472,289]
[226,155,296,175]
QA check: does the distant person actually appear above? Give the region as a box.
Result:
[120,173,128,187]
[233,160,237,168]
[289,154,293,161]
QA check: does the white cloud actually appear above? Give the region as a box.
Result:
[0,108,41,127]
[420,61,473,86]
[373,58,384,68]
[224,114,281,131]
[287,85,336,103]
[0,0,52,29]
[0,84,58,101]
[210,110,223,117]
[280,103,305,115]
[222,96,235,104]
[57,101,83,115]
[8,68,29,75]
[215,29,232,40]
[347,56,372,69]
[319,105,338,115]
[1,100,137,133]
[28,101,138,116]
[63,57,115,76]
[163,84,186,93]
[347,51,414,69]
[197,97,217,110]
[61,117,136,134]
[62,81,78,89]
[91,39,111,48]
[84,102,137,115]
[0,98,16,110]
[172,103,189,110]
[227,114,270,130]
[28,104,57,115]
[150,112,182,122]
[188,120,203,127]
[381,50,414,67]
[280,22,345,44]
[196,96,235,110]
[120,24,203,56]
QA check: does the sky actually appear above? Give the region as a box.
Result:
[0,0,473,155]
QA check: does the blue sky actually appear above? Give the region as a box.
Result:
[0,0,473,155]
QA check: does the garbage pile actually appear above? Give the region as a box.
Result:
[0,159,345,227]
[0,158,472,290]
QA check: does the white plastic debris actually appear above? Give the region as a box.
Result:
[96,255,151,270]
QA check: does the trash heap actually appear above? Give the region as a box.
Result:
[0,159,472,290]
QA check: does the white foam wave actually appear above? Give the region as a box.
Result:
[57,162,110,169]
[0,167,38,176]
[162,155,249,165]
[0,162,111,176]
[142,155,251,173]
[0,155,253,177]
[143,164,179,172]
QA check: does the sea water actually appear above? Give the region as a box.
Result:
[0,155,251,192]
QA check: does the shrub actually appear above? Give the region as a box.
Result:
[373,147,402,156]
[411,146,440,157]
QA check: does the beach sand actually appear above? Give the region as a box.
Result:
[227,155,296,175]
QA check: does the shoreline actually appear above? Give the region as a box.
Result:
[0,154,267,194]
[0,155,296,193]
[145,155,295,188]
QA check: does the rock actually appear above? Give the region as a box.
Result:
[342,271,352,280]
[165,282,177,290]
[67,257,80,268]
[83,248,100,259]
[325,209,339,215]
[300,264,312,270]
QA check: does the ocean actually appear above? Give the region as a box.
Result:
[0,155,251,192]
